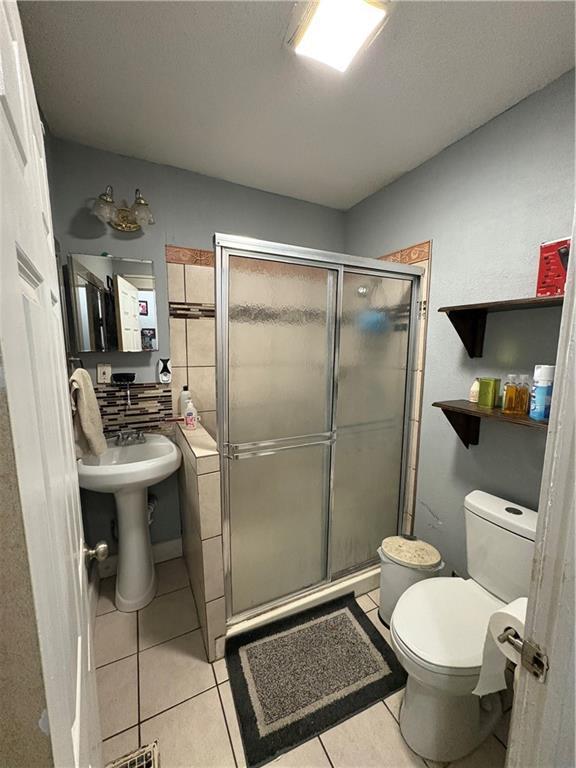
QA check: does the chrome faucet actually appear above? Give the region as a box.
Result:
[115,429,146,446]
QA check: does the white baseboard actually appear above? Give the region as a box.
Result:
[98,537,183,578]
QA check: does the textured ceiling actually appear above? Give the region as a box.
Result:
[20,1,575,209]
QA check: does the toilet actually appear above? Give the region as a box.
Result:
[390,490,538,763]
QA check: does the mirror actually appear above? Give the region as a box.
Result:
[64,253,158,353]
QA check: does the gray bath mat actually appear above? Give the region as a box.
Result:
[226,594,406,767]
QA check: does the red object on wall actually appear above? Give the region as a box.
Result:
[536,238,571,297]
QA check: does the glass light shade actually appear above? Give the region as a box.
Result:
[131,202,153,227]
[92,197,116,223]
[131,189,154,227]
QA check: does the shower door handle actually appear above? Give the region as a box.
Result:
[225,433,335,460]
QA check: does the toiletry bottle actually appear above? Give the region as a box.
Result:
[502,374,518,414]
[469,378,480,403]
[184,399,198,430]
[179,385,190,416]
[514,375,530,415]
[529,365,555,421]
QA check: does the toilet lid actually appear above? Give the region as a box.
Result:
[381,536,442,569]
[391,578,504,670]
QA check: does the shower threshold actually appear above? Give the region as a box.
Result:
[226,564,380,638]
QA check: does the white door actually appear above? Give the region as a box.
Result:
[114,274,142,351]
[506,213,575,767]
[0,3,101,766]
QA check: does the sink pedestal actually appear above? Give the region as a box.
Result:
[114,488,157,612]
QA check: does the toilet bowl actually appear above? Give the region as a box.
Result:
[390,578,503,762]
[389,491,537,763]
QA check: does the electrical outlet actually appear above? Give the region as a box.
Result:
[97,363,112,384]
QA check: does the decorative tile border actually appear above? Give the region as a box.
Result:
[166,245,214,267]
[169,301,215,319]
[379,240,431,264]
[95,382,172,435]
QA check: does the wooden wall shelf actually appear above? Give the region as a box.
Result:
[438,295,563,358]
[432,399,547,448]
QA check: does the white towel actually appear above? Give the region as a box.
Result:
[70,368,107,458]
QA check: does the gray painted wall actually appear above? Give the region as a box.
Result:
[49,137,345,381]
[344,71,574,576]
[50,72,575,574]
[48,137,345,549]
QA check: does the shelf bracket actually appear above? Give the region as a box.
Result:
[442,409,480,448]
[447,309,487,358]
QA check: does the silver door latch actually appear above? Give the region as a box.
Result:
[498,627,549,683]
[84,541,109,563]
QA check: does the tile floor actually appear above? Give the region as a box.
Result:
[96,559,509,768]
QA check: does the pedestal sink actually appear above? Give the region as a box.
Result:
[78,434,181,611]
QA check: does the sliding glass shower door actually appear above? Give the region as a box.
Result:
[225,254,337,616]
[330,272,412,576]
[216,237,417,621]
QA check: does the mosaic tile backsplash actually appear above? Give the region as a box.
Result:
[95,383,172,436]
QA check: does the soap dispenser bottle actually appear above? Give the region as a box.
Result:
[184,399,198,430]
[158,358,172,384]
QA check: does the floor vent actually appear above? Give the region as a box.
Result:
[106,741,159,768]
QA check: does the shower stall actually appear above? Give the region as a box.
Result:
[215,234,421,622]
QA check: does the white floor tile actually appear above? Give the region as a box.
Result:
[367,588,380,608]
[272,739,332,767]
[97,577,117,616]
[356,594,376,613]
[138,587,199,650]
[156,558,190,596]
[366,608,392,645]
[140,687,235,768]
[95,610,137,668]
[219,681,246,768]
[101,727,139,765]
[139,630,215,720]
[320,701,425,767]
[450,736,506,768]
[213,657,229,684]
[384,688,405,722]
[97,656,138,740]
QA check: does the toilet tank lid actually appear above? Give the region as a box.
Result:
[465,491,537,541]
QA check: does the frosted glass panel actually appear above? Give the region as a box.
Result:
[228,256,335,443]
[229,445,329,615]
[331,272,412,575]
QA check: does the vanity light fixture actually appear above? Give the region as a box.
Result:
[291,0,389,73]
[92,185,155,232]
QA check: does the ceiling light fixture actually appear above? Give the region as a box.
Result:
[92,185,155,232]
[292,0,389,73]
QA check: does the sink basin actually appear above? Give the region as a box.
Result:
[78,434,181,612]
[78,433,181,493]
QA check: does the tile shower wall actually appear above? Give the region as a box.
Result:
[167,246,217,439]
[175,425,224,661]
[95,382,172,435]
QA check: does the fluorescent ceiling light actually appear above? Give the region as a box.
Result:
[294,0,387,73]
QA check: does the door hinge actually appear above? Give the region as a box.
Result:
[521,638,549,683]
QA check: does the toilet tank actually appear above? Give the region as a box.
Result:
[465,490,538,603]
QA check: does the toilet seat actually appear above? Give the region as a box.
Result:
[390,577,503,680]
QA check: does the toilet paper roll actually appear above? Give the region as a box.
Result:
[473,597,527,697]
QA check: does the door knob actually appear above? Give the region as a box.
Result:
[84,541,109,563]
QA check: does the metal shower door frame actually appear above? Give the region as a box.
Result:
[214,233,422,624]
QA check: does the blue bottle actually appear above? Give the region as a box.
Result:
[529,365,555,421]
